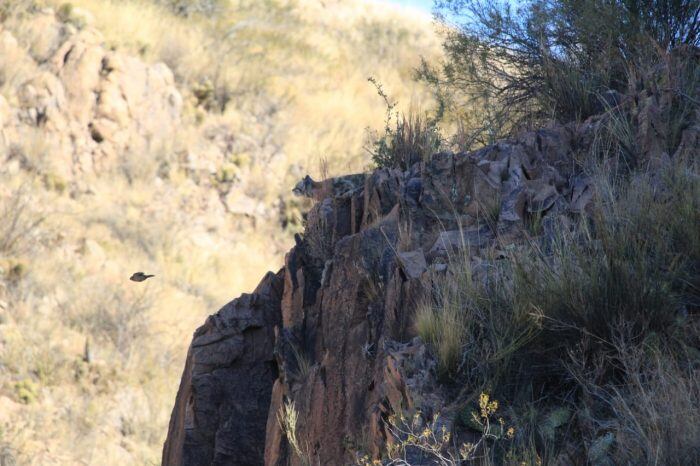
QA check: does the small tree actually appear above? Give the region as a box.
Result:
[423,0,700,128]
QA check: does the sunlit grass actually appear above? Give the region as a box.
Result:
[0,0,441,464]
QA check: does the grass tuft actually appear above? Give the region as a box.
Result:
[415,152,699,462]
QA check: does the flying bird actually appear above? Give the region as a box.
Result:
[130,272,154,282]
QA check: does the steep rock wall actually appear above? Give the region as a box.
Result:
[164,121,603,465]
[163,46,699,465]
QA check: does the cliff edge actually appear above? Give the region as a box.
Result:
[163,47,699,466]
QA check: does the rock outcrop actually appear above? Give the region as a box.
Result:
[0,8,281,221]
[163,47,698,466]
[163,271,284,465]
[0,9,182,180]
[163,124,599,465]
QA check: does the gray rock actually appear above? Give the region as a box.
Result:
[397,250,427,279]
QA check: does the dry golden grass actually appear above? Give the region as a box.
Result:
[0,176,283,464]
[0,1,441,464]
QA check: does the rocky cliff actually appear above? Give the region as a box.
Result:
[162,47,698,465]
[160,125,585,465]
[0,5,448,464]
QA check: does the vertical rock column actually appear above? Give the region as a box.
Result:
[163,271,284,466]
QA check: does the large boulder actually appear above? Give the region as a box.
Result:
[163,271,285,466]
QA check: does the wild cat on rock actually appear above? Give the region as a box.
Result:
[292,174,365,201]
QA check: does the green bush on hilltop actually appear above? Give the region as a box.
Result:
[366,77,443,170]
[423,0,699,137]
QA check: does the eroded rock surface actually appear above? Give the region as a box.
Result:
[163,271,284,466]
[164,48,698,466]
[0,11,181,180]
[163,123,606,465]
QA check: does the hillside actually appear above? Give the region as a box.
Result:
[0,1,441,464]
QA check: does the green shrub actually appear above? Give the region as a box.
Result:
[368,112,442,170]
[417,155,699,461]
[425,0,700,130]
[42,172,67,193]
[56,3,93,29]
[56,3,74,21]
[14,378,39,404]
[366,78,442,170]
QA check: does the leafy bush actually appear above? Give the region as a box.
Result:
[368,112,443,171]
[425,0,700,130]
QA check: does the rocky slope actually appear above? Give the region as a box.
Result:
[0,4,446,464]
[0,8,181,180]
[0,9,264,220]
[162,44,699,464]
[160,126,580,464]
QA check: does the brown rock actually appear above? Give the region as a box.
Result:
[165,74,698,464]
[162,271,284,466]
[1,18,182,180]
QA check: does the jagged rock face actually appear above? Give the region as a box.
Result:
[0,10,182,180]
[163,271,284,466]
[164,48,698,464]
[163,121,610,465]
[261,126,600,466]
